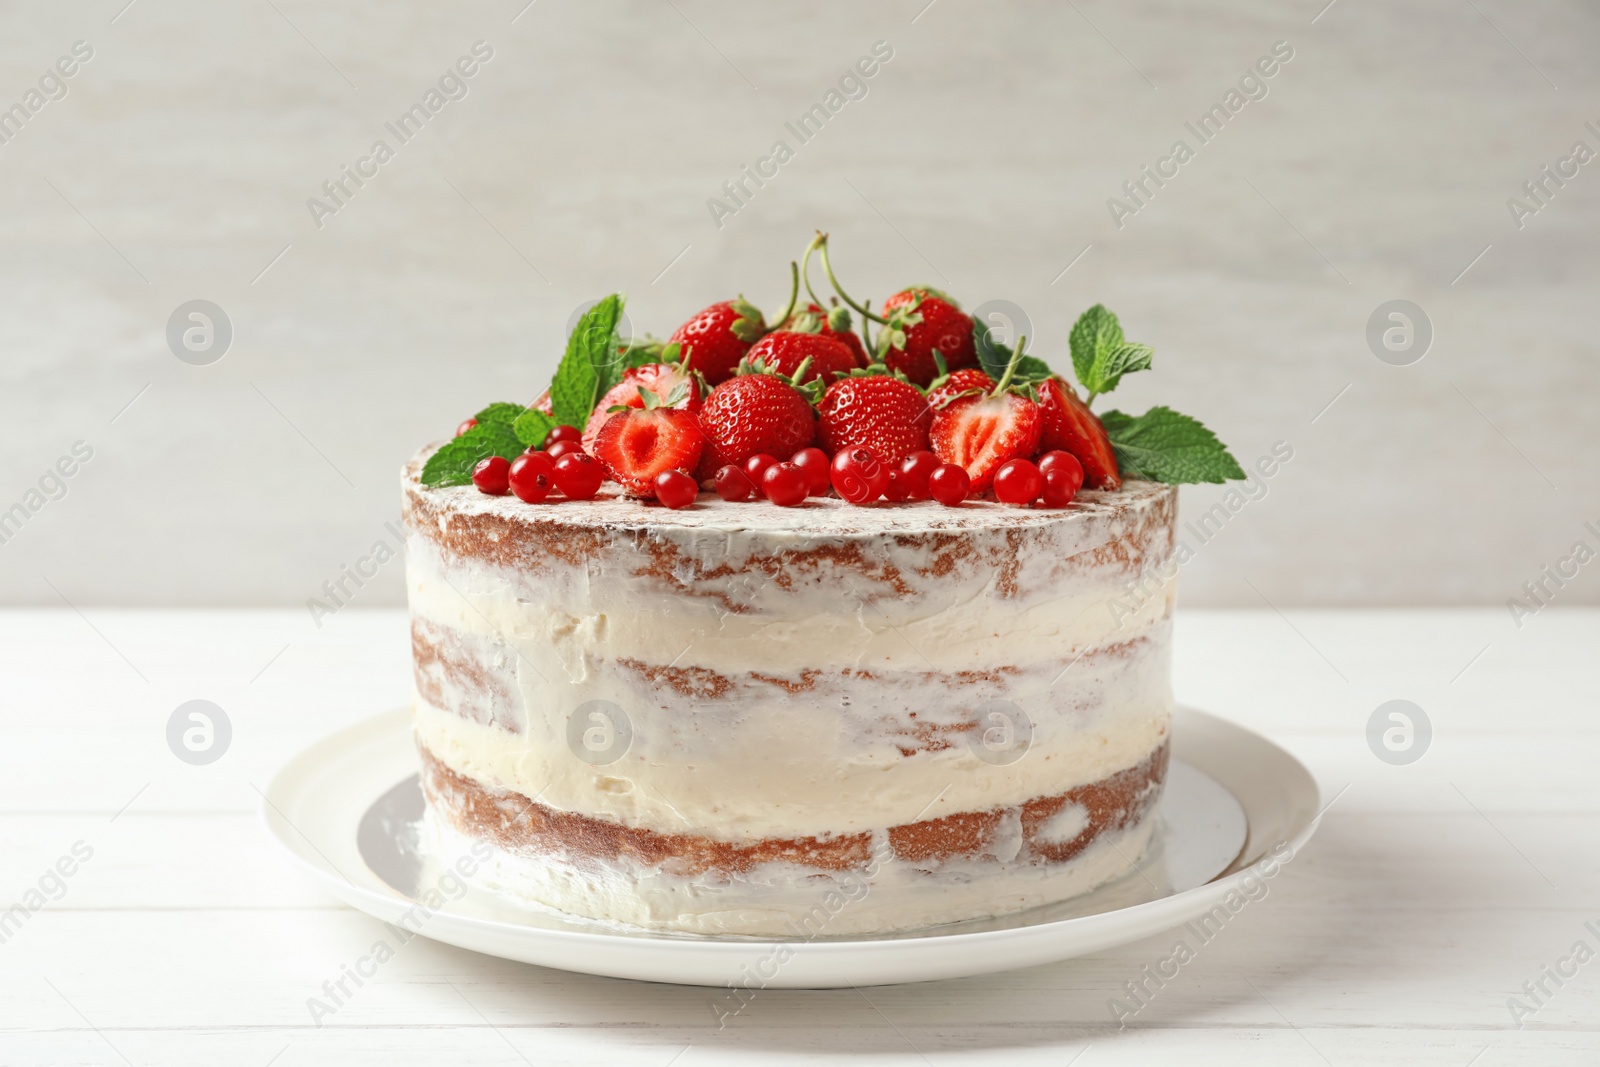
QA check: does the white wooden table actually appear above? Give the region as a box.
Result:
[3,608,1596,1065]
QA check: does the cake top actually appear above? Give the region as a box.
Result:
[411,233,1242,518]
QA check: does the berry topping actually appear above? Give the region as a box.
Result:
[713,464,756,502]
[592,400,706,499]
[653,469,699,510]
[882,468,910,502]
[762,461,808,507]
[582,363,701,453]
[546,424,582,445]
[927,462,969,506]
[744,452,779,486]
[698,369,817,474]
[1036,378,1121,490]
[744,330,858,385]
[455,417,478,438]
[781,302,870,367]
[898,450,940,500]
[471,455,511,496]
[816,375,930,467]
[669,299,766,385]
[878,289,977,387]
[552,452,603,500]
[830,446,889,504]
[929,391,1041,494]
[507,452,553,503]
[1039,465,1083,509]
[992,457,1043,505]
[925,368,995,412]
[788,446,831,496]
[546,439,583,461]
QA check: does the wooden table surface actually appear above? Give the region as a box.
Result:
[3,607,1596,1065]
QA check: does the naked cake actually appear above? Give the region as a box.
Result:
[402,234,1242,935]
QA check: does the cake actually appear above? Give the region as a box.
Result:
[400,236,1242,936]
[404,450,1178,936]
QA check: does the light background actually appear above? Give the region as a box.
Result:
[0,0,1595,609]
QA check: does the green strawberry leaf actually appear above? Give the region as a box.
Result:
[512,407,558,448]
[421,419,525,487]
[1099,406,1245,485]
[729,296,766,343]
[973,319,1054,383]
[550,294,626,429]
[1016,355,1055,382]
[474,401,526,426]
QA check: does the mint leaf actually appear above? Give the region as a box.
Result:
[1082,342,1153,397]
[512,407,558,448]
[1100,406,1245,485]
[420,420,525,487]
[549,294,625,428]
[1069,305,1123,388]
[973,318,1014,380]
[474,401,526,426]
[1015,355,1055,382]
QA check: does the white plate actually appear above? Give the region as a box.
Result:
[262,707,1319,988]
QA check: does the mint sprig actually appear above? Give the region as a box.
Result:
[474,402,525,426]
[549,294,626,429]
[512,408,557,449]
[1069,304,1150,401]
[1099,406,1245,485]
[420,419,525,487]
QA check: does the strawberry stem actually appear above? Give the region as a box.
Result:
[772,261,799,328]
[800,235,828,309]
[989,335,1028,397]
[812,233,887,326]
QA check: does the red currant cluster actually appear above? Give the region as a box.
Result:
[468,424,604,503]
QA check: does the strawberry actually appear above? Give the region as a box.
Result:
[877,288,977,387]
[743,331,858,385]
[592,394,706,498]
[696,367,817,475]
[1036,377,1121,490]
[816,374,931,467]
[929,392,1041,495]
[669,299,766,385]
[925,368,994,412]
[582,362,701,453]
[782,302,870,367]
[530,389,553,416]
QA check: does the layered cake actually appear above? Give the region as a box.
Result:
[405,456,1178,935]
[402,238,1241,935]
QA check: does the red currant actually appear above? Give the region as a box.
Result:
[789,447,831,495]
[1037,450,1083,482]
[993,458,1043,505]
[830,447,889,504]
[472,455,511,496]
[899,450,940,500]
[744,453,779,488]
[714,464,756,502]
[546,440,583,461]
[654,469,698,509]
[455,417,478,438]
[763,462,808,507]
[507,452,553,503]
[927,463,969,506]
[546,424,582,445]
[553,452,602,500]
[1039,467,1082,508]
[882,468,910,502]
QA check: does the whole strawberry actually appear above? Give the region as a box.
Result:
[925,368,994,412]
[669,299,766,385]
[697,367,818,474]
[593,392,707,499]
[744,331,858,385]
[1036,377,1121,490]
[817,374,931,467]
[782,302,869,367]
[582,362,700,453]
[877,289,977,387]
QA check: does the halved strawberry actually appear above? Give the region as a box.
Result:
[929,392,1042,494]
[592,399,706,498]
[877,289,977,387]
[744,331,858,385]
[782,302,870,367]
[669,299,766,385]
[1036,377,1121,490]
[582,363,701,454]
[696,367,817,476]
[816,374,931,466]
[925,367,995,412]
